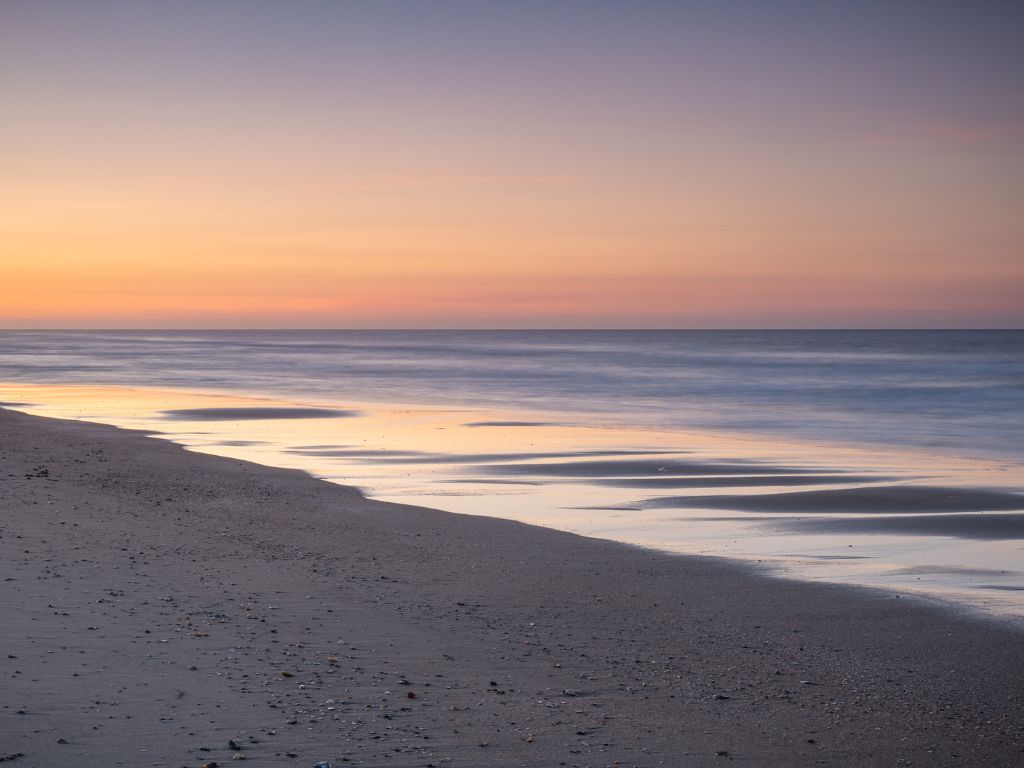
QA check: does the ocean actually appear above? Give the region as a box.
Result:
[3,329,1023,459]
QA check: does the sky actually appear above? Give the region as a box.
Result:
[2,0,1022,328]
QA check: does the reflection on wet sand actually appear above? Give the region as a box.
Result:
[162,406,356,420]
[463,420,564,428]
[288,448,430,458]
[336,450,679,464]
[588,474,889,489]
[473,458,820,477]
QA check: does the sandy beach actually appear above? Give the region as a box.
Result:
[2,407,1023,767]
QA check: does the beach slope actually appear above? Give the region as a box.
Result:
[1,408,1021,767]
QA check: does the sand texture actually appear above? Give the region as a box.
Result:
[1,408,1022,767]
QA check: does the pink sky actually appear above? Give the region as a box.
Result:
[2,1,1022,328]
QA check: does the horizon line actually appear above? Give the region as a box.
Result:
[1,327,1021,333]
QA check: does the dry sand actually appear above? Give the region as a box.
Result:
[1,408,1022,767]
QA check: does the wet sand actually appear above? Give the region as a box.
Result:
[1,408,1022,767]
[768,512,1024,540]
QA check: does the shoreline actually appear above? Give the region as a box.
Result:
[6,381,1024,614]
[2,408,1023,766]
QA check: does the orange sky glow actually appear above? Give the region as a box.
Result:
[2,1,1022,328]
